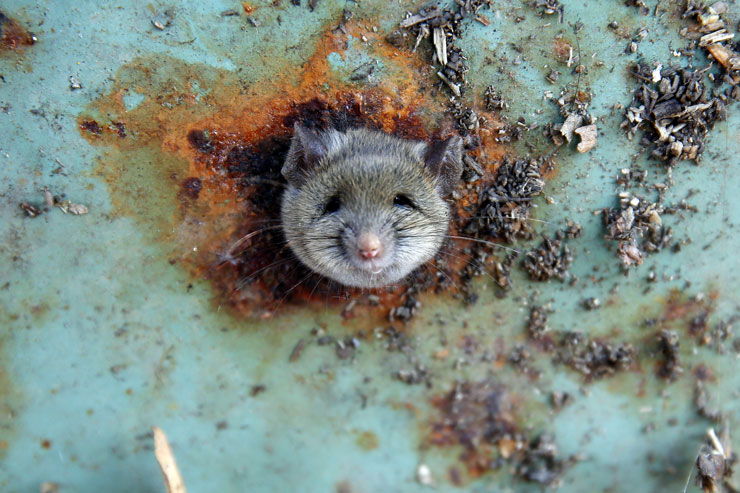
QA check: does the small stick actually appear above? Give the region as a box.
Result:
[707,428,725,458]
[153,427,187,493]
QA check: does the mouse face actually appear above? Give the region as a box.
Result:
[280,125,462,288]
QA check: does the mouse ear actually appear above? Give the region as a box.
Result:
[424,135,463,195]
[282,123,329,186]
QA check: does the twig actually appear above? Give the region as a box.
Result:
[153,427,187,493]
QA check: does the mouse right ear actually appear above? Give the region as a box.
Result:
[282,123,329,186]
[424,135,464,196]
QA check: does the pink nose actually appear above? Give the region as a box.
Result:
[358,232,382,260]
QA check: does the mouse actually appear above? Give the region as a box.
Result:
[280,124,463,288]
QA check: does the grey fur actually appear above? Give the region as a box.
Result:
[280,126,463,288]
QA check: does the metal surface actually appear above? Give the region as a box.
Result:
[1,1,738,492]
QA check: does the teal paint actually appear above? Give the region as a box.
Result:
[1,1,737,492]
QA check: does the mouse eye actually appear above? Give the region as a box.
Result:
[323,194,341,215]
[393,194,416,209]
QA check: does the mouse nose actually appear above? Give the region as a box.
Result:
[358,232,383,260]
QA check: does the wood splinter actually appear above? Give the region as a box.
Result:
[153,426,187,493]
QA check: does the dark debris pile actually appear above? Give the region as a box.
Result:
[464,156,546,244]
[393,1,493,97]
[554,332,635,379]
[522,218,582,281]
[602,192,672,267]
[656,329,683,381]
[527,305,551,339]
[694,428,737,493]
[622,64,727,166]
[622,1,740,167]
[522,234,573,282]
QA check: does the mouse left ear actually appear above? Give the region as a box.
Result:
[282,123,329,186]
[424,135,463,195]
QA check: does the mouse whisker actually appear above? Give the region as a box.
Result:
[235,257,295,291]
[220,225,285,262]
[271,270,316,314]
[422,258,460,291]
[241,177,288,189]
[444,235,522,254]
[464,214,554,224]
[434,249,501,287]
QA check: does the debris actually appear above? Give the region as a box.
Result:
[522,235,573,282]
[427,379,568,484]
[484,85,508,111]
[656,329,682,381]
[574,124,597,152]
[250,384,267,397]
[527,305,551,339]
[694,381,721,422]
[349,61,376,82]
[151,8,175,30]
[69,76,82,90]
[517,434,565,485]
[56,200,89,215]
[40,483,59,493]
[436,71,461,97]
[623,0,740,169]
[389,294,420,323]
[475,15,490,26]
[694,427,737,493]
[20,201,42,217]
[152,427,187,493]
[558,113,582,143]
[398,1,489,96]
[533,0,564,19]
[41,187,54,208]
[220,9,239,16]
[416,464,434,486]
[289,338,306,362]
[555,332,634,379]
[602,192,672,267]
[464,156,546,244]
[550,391,572,411]
[433,27,447,66]
[582,297,600,310]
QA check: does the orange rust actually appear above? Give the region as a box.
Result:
[241,2,256,15]
[661,289,713,323]
[0,15,35,52]
[80,18,511,321]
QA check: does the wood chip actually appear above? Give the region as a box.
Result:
[475,15,490,26]
[433,27,447,66]
[706,43,740,69]
[575,124,598,153]
[559,113,583,143]
[400,11,440,28]
[436,71,461,97]
[699,29,734,46]
[153,427,187,493]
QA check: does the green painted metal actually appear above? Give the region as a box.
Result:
[1,1,738,492]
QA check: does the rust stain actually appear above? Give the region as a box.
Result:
[353,430,379,451]
[426,381,520,479]
[0,12,35,52]
[661,289,715,323]
[0,338,23,460]
[551,38,572,63]
[80,18,511,321]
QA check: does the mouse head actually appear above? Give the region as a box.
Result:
[280,124,462,288]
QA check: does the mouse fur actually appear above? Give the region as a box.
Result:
[280,124,462,288]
